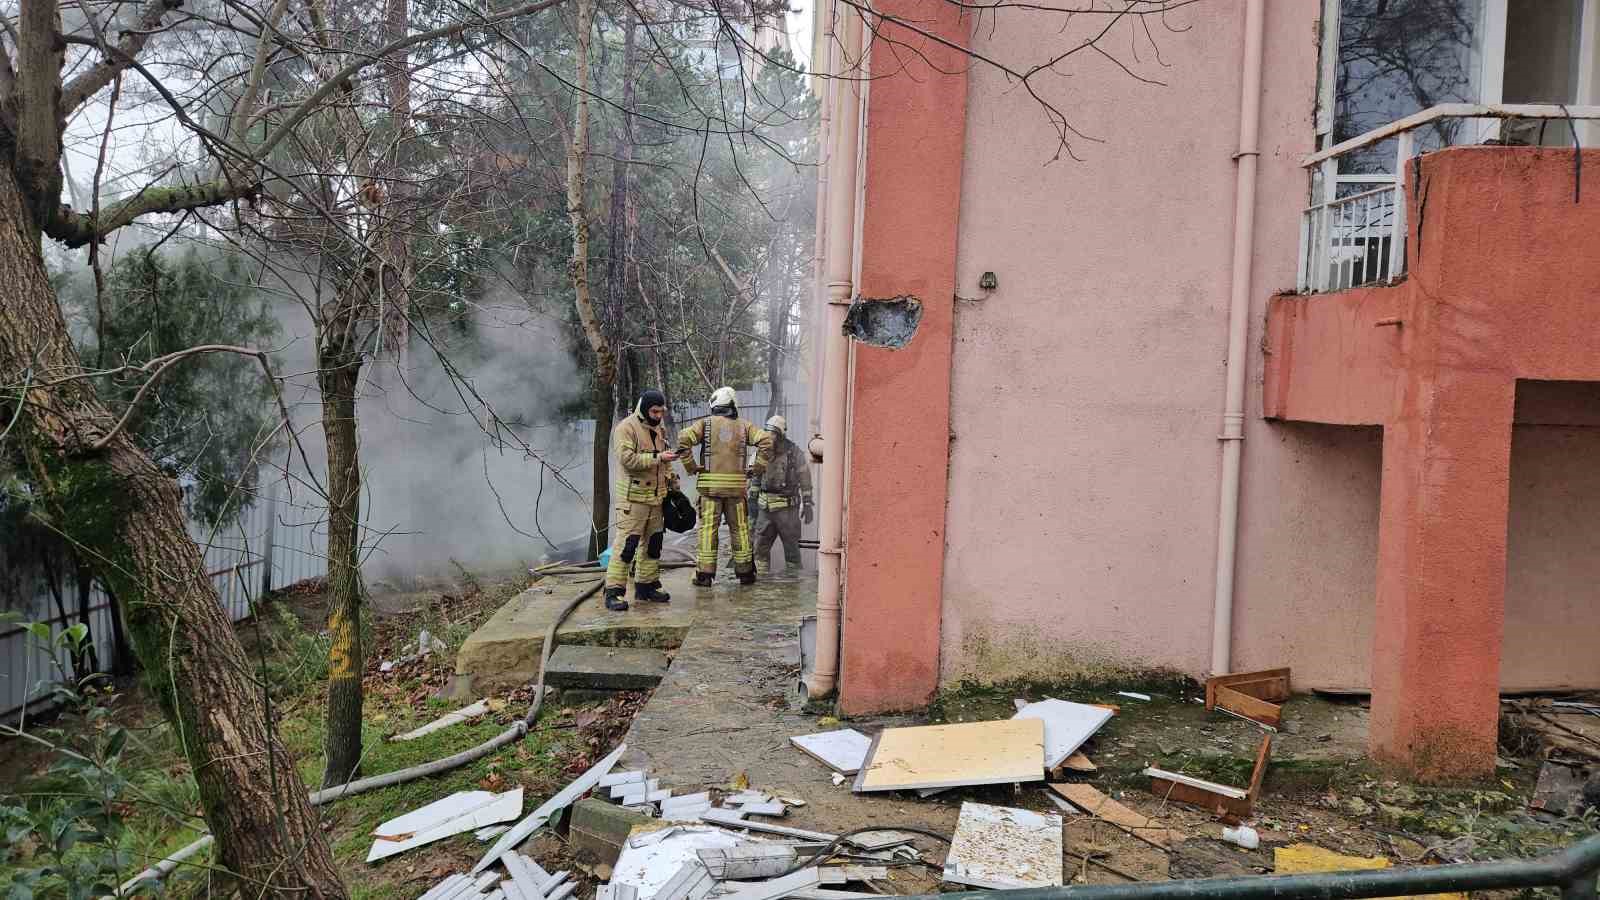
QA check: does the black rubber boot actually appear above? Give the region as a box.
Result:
[694,572,715,587]
[737,570,757,586]
[604,587,629,611]
[636,581,671,603]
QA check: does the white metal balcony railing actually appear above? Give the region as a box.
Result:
[1297,103,1600,294]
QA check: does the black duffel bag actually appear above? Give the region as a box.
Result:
[662,488,697,533]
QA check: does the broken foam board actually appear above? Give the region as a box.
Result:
[853,719,1045,793]
[395,699,491,742]
[1012,698,1113,771]
[789,729,872,775]
[368,788,525,862]
[943,802,1063,890]
[474,744,627,874]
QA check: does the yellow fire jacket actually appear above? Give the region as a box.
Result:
[613,413,679,504]
[677,415,773,498]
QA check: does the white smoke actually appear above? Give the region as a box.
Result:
[266,287,593,586]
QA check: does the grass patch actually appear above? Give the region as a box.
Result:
[3,571,608,899]
[927,673,1200,725]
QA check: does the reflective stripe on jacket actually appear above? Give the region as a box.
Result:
[677,415,773,498]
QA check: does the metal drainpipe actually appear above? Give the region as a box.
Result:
[1210,0,1266,677]
[806,0,862,700]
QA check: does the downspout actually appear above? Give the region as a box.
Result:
[1210,0,1266,676]
[806,14,831,447]
[806,0,862,699]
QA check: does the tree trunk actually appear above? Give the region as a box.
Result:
[0,160,347,898]
[317,314,366,789]
[567,0,611,561]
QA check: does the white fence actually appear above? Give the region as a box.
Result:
[1298,104,1600,294]
[0,476,327,720]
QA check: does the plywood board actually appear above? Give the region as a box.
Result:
[1048,783,1187,849]
[942,802,1062,890]
[852,719,1045,792]
[1013,699,1113,770]
[790,729,872,774]
[1206,668,1291,707]
[1213,685,1282,730]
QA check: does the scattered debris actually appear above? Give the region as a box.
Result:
[698,844,808,880]
[477,825,512,842]
[396,699,493,742]
[720,868,823,900]
[1060,753,1097,773]
[1531,759,1590,817]
[853,719,1045,793]
[1048,783,1187,849]
[602,771,649,788]
[1116,692,1152,702]
[1206,668,1291,730]
[699,808,838,843]
[1145,733,1271,819]
[739,801,787,818]
[368,788,525,862]
[611,826,745,899]
[1220,825,1260,849]
[789,730,872,775]
[475,744,629,874]
[942,802,1062,890]
[1011,698,1113,772]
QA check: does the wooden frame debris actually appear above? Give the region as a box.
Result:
[1205,668,1290,730]
[1047,783,1188,850]
[1145,733,1271,819]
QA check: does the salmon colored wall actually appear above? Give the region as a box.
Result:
[942,1,1329,685]
[1263,147,1600,776]
[837,0,970,714]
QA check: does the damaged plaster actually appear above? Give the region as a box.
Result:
[844,295,923,348]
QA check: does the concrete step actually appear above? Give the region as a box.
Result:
[545,645,671,691]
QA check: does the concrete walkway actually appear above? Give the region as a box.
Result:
[617,571,949,847]
[456,567,700,693]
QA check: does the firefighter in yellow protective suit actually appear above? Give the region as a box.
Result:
[677,386,773,586]
[604,389,680,612]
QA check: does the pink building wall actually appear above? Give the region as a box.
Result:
[931,3,1600,694]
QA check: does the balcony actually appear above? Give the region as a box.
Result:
[1268,115,1600,780]
[1296,104,1600,295]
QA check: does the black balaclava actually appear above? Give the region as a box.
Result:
[636,389,666,426]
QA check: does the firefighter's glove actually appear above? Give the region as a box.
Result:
[802,498,814,525]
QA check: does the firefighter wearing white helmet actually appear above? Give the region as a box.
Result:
[753,415,813,571]
[677,386,773,585]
